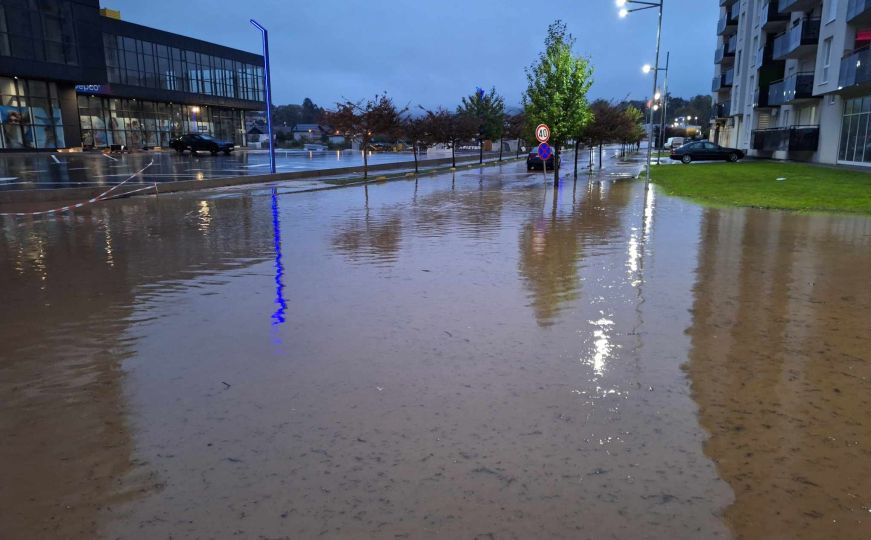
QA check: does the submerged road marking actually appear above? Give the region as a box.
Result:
[50,154,61,164]
[102,154,119,162]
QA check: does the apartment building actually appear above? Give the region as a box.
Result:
[711,0,871,166]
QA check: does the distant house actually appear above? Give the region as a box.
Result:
[292,124,328,141]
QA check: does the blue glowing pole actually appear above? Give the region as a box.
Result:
[250,19,276,174]
[271,188,287,325]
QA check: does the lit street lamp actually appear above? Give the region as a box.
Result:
[617,0,664,187]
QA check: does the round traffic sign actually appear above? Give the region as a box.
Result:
[535,124,550,143]
[537,142,552,160]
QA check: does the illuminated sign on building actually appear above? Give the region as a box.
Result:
[75,84,111,94]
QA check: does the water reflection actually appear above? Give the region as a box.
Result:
[271,188,287,325]
[518,179,632,326]
[0,194,276,537]
[687,208,871,540]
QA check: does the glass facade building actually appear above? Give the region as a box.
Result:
[0,0,80,66]
[102,34,264,102]
[0,0,264,151]
[77,96,243,148]
[838,96,871,164]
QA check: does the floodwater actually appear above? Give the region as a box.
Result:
[1,161,869,539]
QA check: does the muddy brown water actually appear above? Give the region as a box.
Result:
[1,163,869,539]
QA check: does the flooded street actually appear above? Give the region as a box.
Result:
[1,161,869,539]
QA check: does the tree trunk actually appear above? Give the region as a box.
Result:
[413,142,419,174]
[598,144,603,170]
[516,139,521,159]
[498,136,503,161]
[363,138,369,180]
[573,139,579,179]
[553,144,559,186]
[479,138,483,164]
[451,141,456,168]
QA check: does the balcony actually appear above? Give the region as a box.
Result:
[760,1,790,30]
[714,101,731,118]
[712,69,735,92]
[717,4,740,35]
[778,0,821,14]
[839,46,871,88]
[783,72,816,102]
[847,0,871,25]
[751,125,820,152]
[715,35,738,64]
[768,79,786,106]
[773,18,821,60]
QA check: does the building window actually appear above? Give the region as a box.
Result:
[0,78,65,149]
[827,0,838,22]
[77,96,244,148]
[838,97,871,163]
[822,38,833,83]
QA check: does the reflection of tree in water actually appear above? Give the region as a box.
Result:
[331,207,403,265]
[332,173,507,265]
[409,173,505,239]
[518,180,632,326]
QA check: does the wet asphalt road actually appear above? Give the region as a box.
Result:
[1,157,870,539]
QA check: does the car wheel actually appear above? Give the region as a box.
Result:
[175,147,183,154]
[210,149,218,156]
[190,149,198,156]
[728,153,739,162]
[223,149,231,156]
[681,155,692,164]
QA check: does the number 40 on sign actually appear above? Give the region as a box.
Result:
[535,123,550,143]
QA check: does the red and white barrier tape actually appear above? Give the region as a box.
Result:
[0,160,155,217]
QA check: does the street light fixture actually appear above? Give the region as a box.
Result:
[618,0,664,187]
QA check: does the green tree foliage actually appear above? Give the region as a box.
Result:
[523,20,594,183]
[458,87,506,141]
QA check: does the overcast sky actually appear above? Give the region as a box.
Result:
[106,0,717,109]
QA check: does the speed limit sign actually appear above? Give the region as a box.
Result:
[535,123,550,143]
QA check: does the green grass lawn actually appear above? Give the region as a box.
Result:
[651,160,871,214]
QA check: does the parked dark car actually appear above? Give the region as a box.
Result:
[169,134,234,155]
[669,141,744,164]
[526,150,560,171]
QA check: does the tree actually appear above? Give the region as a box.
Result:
[422,108,477,168]
[582,100,627,169]
[322,94,404,180]
[301,98,321,123]
[523,20,594,184]
[458,87,506,164]
[505,112,527,159]
[402,114,430,174]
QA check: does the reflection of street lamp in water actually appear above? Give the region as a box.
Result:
[191,106,200,132]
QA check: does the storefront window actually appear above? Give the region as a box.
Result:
[77,96,245,148]
[0,77,65,149]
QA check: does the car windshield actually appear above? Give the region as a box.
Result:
[197,135,217,142]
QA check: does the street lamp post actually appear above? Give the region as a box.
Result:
[250,19,276,174]
[657,51,670,165]
[618,0,663,188]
